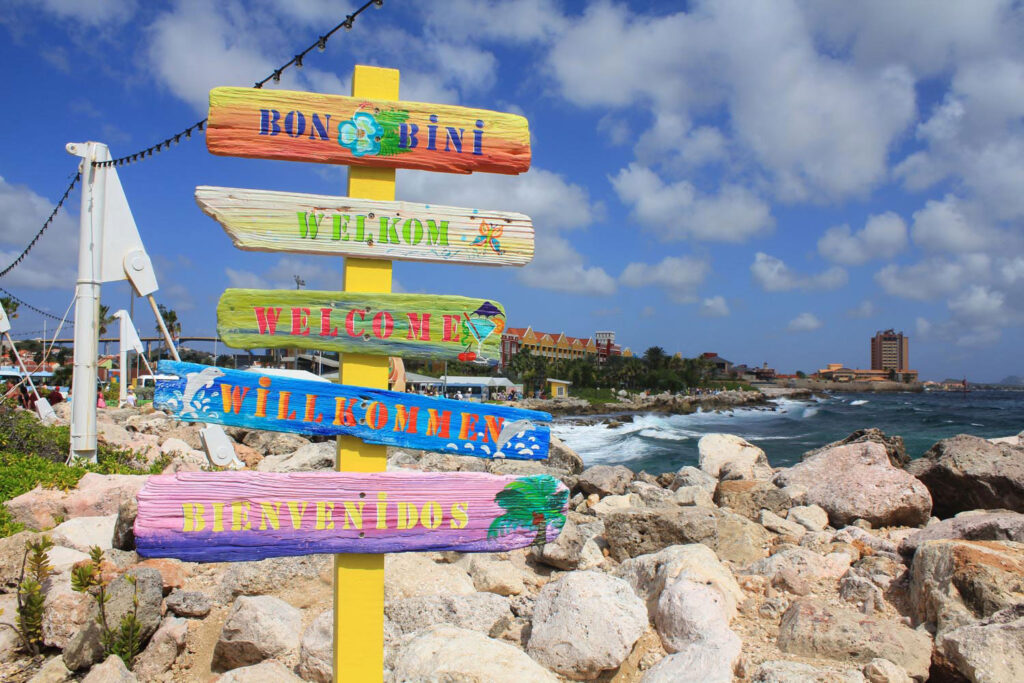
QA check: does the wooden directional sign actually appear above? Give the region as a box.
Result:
[218,289,505,364]
[155,361,551,460]
[206,87,531,175]
[135,471,569,562]
[195,186,534,266]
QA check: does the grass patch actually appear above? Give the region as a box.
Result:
[0,400,171,538]
[572,387,617,406]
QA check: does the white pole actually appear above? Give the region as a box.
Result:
[118,313,128,406]
[66,141,107,463]
[147,295,181,362]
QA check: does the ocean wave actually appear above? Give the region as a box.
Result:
[638,428,690,442]
[850,399,869,406]
[802,406,819,418]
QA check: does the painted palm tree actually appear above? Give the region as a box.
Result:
[487,475,567,548]
[98,304,115,354]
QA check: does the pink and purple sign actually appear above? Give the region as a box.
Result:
[135,471,569,562]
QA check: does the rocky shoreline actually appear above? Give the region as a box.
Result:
[1,403,1023,682]
[512,389,772,418]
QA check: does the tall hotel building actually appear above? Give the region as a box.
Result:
[870,329,908,371]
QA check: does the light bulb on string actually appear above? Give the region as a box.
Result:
[294,54,303,68]
[373,0,383,7]
[318,36,327,51]
[343,16,353,30]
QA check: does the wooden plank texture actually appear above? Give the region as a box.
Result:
[154,361,552,459]
[135,471,570,562]
[217,289,506,363]
[206,87,531,175]
[195,186,534,266]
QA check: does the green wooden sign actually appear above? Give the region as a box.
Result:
[217,289,506,364]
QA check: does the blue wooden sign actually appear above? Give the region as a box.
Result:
[155,361,551,460]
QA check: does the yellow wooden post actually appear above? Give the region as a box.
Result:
[334,64,398,682]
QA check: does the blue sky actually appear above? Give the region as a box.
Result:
[1,0,1022,382]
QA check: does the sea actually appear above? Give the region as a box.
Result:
[551,389,1024,474]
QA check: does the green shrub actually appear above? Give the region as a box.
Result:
[72,547,143,670]
[0,535,54,655]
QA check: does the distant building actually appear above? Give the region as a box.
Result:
[701,352,733,376]
[871,329,908,372]
[501,327,629,366]
[546,378,572,399]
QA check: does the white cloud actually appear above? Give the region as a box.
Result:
[750,253,847,292]
[910,195,996,253]
[15,0,138,25]
[0,175,78,291]
[399,167,600,231]
[948,285,1006,324]
[619,256,709,303]
[224,256,340,292]
[874,255,990,301]
[847,300,876,319]
[788,312,822,332]
[422,0,568,44]
[517,234,615,296]
[612,164,773,243]
[700,296,730,317]
[817,212,908,265]
[225,267,267,290]
[548,1,918,201]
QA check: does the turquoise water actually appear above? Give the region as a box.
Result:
[552,390,1023,474]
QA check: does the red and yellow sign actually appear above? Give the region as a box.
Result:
[206,87,531,175]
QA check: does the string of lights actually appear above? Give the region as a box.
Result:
[0,173,80,280]
[93,0,387,169]
[0,286,67,322]
[0,0,387,282]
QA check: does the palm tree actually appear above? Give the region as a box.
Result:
[155,304,180,359]
[98,304,115,354]
[0,295,19,321]
[487,475,568,548]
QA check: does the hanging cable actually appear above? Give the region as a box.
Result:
[0,173,80,280]
[93,0,386,168]
[0,286,67,322]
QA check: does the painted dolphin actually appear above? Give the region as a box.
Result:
[495,418,536,454]
[180,367,225,416]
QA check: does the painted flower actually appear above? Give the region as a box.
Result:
[338,112,384,157]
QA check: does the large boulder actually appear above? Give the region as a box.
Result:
[713,480,792,520]
[669,466,717,494]
[614,544,743,620]
[218,555,329,601]
[714,510,773,565]
[256,442,335,472]
[899,510,1024,558]
[528,571,647,680]
[132,616,187,682]
[384,553,475,599]
[532,513,605,571]
[393,625,558,682]
[385,592,512,637]
[654,578,733,653]
[603,507,718,562]
[909,539,1024,636]
[751,660,865,682]
[81,655,136,683]
[4,474,147,530]
[698,433,773,480]
[548,435,585,475]
[49,515,116,553]
[242,430,310,455]
[935,604,1024,683]
[778,599,932,680]
[218,660,304,682]
[773,442,932,527]
[577,465,633,497]
[805,428,909,467]
[298,609,332,683]
[640,635,740,683]
[212,596,302,671]
[907,435,1024,517]
[745,548,852,585]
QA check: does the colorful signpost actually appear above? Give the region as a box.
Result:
[154,361,551,459]
[195,186,535,266]
[136,471,568,562]
[206,87,531,174]
[141,66,542,681]
[217,289,506,363]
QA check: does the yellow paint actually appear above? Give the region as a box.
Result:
[334,64,397,683]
